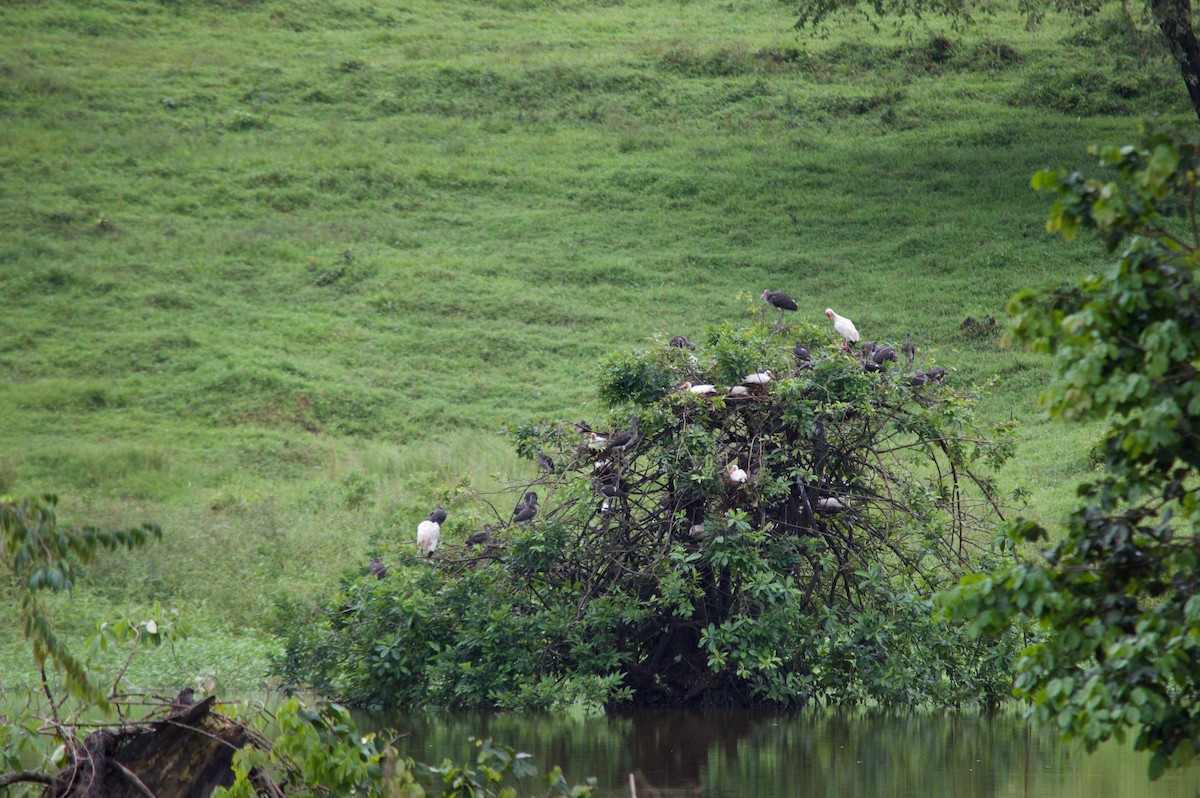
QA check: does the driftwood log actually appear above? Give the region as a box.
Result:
[40,696,262,798]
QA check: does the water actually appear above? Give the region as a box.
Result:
[357,707,1200,797]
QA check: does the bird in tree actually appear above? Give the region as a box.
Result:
[872,345,897,365]
[911,367,946,387]
[727,385,749,397]
[369,556,388,579]
[537,451,555,474]
[680,381,717,396]
[512,492,539,524]
[607,417,639,453]
[825,308,860,351]
[465,526,492,547]
[742,370,774,386]
[761,289,799,327]
[669,335,696,350]
[902,332,915,367]
[725,461,748,484]
[794,343,811,368]
[429,506,448,525]
[416,517,440,557]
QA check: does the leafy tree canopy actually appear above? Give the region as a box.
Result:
[939,122,1200,780]
[276,316,1020,711]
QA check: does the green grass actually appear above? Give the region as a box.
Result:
[0,0,1184,688]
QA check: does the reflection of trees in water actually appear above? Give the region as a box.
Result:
[355,708,1200,797]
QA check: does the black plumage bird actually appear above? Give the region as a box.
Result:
[465,527,492,547]
[537,451,555,473]
[793,342,811,366]
[669,335,696,350]
[512,493,539,524]
[761,290,799,327]
[872,345,897,365]
[911,367,947,387]
[369,556,388,580]
[902,332,915,367]
[429,506,448,525]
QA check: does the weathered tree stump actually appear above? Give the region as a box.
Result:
[43,696,256,798]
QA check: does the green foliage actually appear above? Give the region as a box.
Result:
[940,123,1200,779]
[216,699,593,798]
[277,322,1018,710]
[0,494,161,709]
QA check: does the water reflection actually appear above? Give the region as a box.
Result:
[355,707,1200,798]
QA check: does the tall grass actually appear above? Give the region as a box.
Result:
[0,0,1183,687]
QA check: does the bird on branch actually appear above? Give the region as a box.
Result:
[761,289,798,327]
[911,367,947,387]
[607,417,639,453]
[537,451,555,473]
[680,381,717,396]
[512,491,539,524]
[465,526,492,547]
[902,332,915,367]
[669,335,696,350]
[725,461,748,484]
[825,308,860,351]
[369,556,388,579]
[416,518,440,557]
[429,506,448,525]
[794,343,811,369]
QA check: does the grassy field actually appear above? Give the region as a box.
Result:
[0,0,1188,691]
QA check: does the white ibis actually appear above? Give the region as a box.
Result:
[537,451,555,473]
[902,332,915,366]
[587,432,608,448]
[512,493,538,524]
[743,370,774,386]
[727,385,749,397]
[824,308,860,351]
[669,335,696,350]
[369,556,388,579]
[816,496,849,513]
[725,461,748,484]
[762,290,799,327]
[429,506,447,525]
[680,381,717,396]
[607,418,639,453]
[416,518,440,557]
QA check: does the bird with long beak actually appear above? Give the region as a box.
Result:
[761,289,799,327]
[680,381,717,396]
[742,370,774,386]
[725,461,748,484]
[824,308,860,351]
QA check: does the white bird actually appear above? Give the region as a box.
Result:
[743,370,774,386]
[681,382,718,395]
[416,519,440,557]
[824,308,860,351]
[725,461,748,484]
[816,497,849,513]
[727,385,749,397]
[587,432,608,448]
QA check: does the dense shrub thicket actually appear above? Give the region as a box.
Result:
[274,320,1020,710]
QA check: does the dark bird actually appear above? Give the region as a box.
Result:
[537,451,555,473]
[607,417,639,453]
[429,506,448,525]
[170,687,196,713]
[369,556,388,580]
[762,290,799,327]
[574,421,593,435]
[902,332,915,366]
[669,335,696,350]
[793,343,811,366]
[860,341,876,359]
[872,345,897,365]
[512,493,539,524]
[911,367,947,387]
[465,527,492,547]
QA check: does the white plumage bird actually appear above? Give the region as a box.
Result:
[727,385,749,397]
[680,382,717,395]
[725,461,748,484]
[824,308,860,350]
[416,519,440,557]
[742,370,774,386]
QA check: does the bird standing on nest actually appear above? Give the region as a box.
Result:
[762,290,799,327]
[725,461,748,484]
[824,308,860,352]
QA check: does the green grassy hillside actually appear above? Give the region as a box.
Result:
[0,0,1187,689]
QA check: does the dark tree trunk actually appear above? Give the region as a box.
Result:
[1152,0,1200,123]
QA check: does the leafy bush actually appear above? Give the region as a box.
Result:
[275,321,1019,710]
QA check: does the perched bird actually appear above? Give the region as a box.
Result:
[680,381,717,396]
[762,290,799,327]
[369,556,388,580]
[465,527,492,547]
[816,496,849,513]
[911,367,947,387]
[607,418,639,453]
[574,421,594,435]
[587,432,608,448]
[727,385,749,397]
[512,493,539,524]
[669,335,696,350]
[824,308,860,351]
[725,461,748,484]
[429,506,448,525]
[689,524,708,540]
[794,343,811,367]
[743,370,774,386]
[537,451,555,474]
[416,518,441,557]
[872,345,897,365]
[860,341,876,359]
[902,332,915,366]
[170,687,196,713]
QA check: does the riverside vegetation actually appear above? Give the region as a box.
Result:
[1,0,1195,767]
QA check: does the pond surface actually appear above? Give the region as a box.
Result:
[358,707,1200,798]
